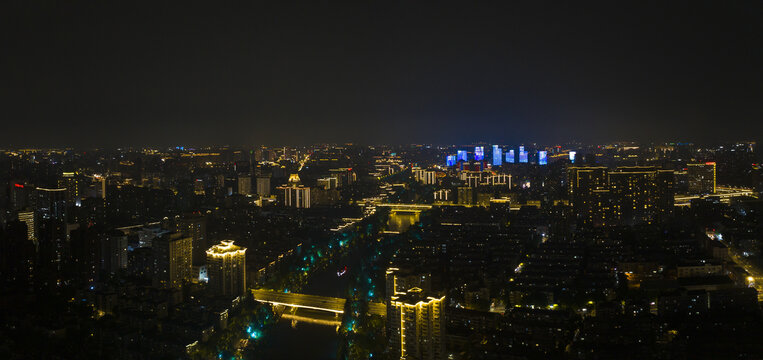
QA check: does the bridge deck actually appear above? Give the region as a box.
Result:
[252,289,386,316]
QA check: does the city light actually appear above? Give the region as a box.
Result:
[474,146,484,161]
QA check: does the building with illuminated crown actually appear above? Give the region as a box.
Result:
[206,240,247,298]
[277,173,311,208]
[387,287,446,360]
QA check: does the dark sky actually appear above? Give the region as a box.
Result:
[1,1,761,147]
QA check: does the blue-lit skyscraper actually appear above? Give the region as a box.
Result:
[474,146,484,161]
[492,145,502,166]
[506,150,515,163]
[519,146,528,163]
[446,155,456,166]
[538,151,547,165]
[569,151,576,163]
[457,150,467,162]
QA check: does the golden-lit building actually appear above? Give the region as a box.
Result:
[59,171,81,202]
[206,240,247,297]
[17,210,36,245]
[687,162,716,194]
[387,287,446,360]
[277,184,311,208]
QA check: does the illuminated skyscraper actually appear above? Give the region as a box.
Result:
[206,240,247,298]
[538,151,548,165]
[569,151,577,163]
[519,147,528,163]
[457,150,468,162]
[59,172,82,202]
[277,185,311,208]
[153,232,193,289]
[506,149,515,163]
[277,174,311,208]
[446,155,456,167]
[492,145,502,166]
[17,210,36,246]
[687,162,716,194]
[474,146,484,161]
[387,287,445,360]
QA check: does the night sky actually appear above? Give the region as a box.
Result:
[2,2,761,147]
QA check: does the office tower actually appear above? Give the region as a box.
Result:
[446,155,456,167]
[388,287,446,360]
[492,145,502,166]
[568,167,610,226]
[609,167,674,225]
[569,151,577,163]
[100,230,128,275]
[256,175,271,196]
[519,146,528,163]
[506,149,515,163]
[474,146,484,161]
[237,174,252,195]
[35,187,68,283]
[457,150,468,162]
[206,240,247,298]
[175,214,208,266]
[687,162,716,194]
[18,210,36,245]
[277,184,311,208]
[152,233,192,289]
[538,151,548,165]
[59,172,81,202]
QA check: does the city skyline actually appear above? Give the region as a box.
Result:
[2,2,763,359]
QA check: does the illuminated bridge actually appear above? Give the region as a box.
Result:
[252,289,386,316]
[674,186,757,206]
[377,203,433,212]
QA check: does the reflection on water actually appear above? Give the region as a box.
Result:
[258,316,340,360]
[387,211,419,233]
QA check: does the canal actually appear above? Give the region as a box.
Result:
[256,211,418,359]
